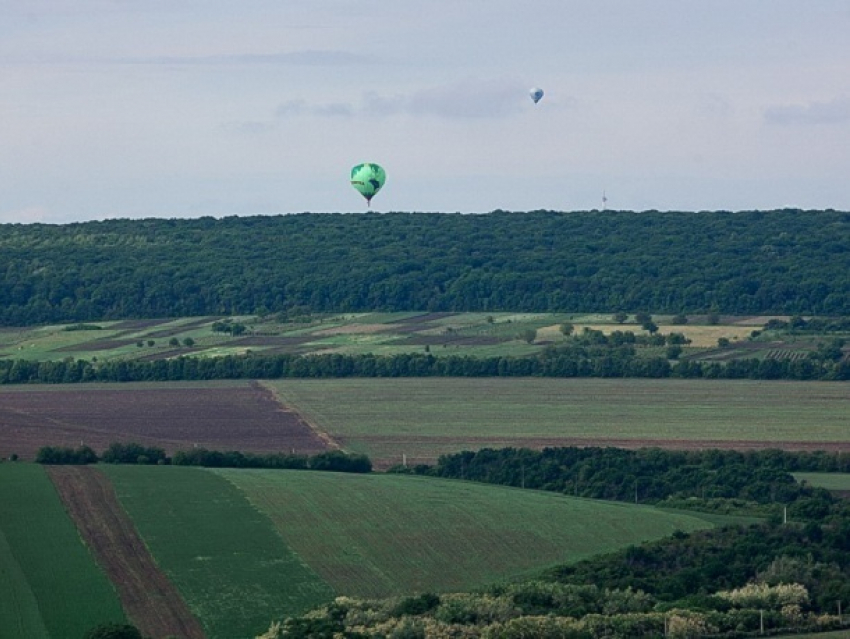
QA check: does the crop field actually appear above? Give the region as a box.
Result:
[0,380,328,460]
[101,465,335,639]
[48,466,205,639]
[795,473,850,491]
[268,378,850,467]
[0,311,835,363]
[216,469,714,599]
[0,463,126,639]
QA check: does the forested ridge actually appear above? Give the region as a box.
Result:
[1,209,848,325]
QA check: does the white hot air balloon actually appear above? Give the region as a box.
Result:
[529,87,544,104]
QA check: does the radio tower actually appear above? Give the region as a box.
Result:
[602,190,608,211]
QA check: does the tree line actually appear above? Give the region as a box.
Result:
[2,348,848,385]
[1,210,848,326]
[34,442,372,473]
[394,446,844,516]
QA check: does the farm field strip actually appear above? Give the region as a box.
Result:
[47,466,205,639]
[268,378,850,466]
[0,463,126,639]
[101,465,335,639]
[217,469,714,599]
[0,525,50,639]
[0,381,327,460]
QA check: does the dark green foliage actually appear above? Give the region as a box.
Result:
[171,447,370,473]
[308,450,373,473]
[2,346,848,385]
[82,622,142,639]
[171,448,309,469]
[34,445,98,465]
[418,446,847,508]
[548,521,850,613]
[100,442,167,465]
[0,210,848,326]
[393,593,441,616]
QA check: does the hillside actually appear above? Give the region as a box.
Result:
[1,210,848,325]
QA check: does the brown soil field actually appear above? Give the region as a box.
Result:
[0,382,330,460]
[47,466,206,639]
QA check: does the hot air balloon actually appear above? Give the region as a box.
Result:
[529,87,544,104]
[350,162,386,206]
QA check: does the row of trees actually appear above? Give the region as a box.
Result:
[394,447,841,515]
[2,349,848,385]
[35,443,372,473]
[2,210,848,325]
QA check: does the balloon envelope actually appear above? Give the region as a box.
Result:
[350,163,386,205]
[530,87,544,104]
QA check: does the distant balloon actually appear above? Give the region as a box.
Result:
[529,87,544,104]
[350,162,386,206]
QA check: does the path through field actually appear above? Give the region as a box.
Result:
[47,466,206,639]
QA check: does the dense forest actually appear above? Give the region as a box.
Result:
[1,209,848,325]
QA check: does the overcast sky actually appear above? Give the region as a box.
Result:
[2,1,849,222]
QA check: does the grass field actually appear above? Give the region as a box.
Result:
[0,463,126,639]
[795,473,850,491]
[100,465,334,639]
[267,378,850,466]
[217,469,715,599]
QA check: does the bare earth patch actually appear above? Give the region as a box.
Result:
[47,466,206,639]
[0,382,329,460]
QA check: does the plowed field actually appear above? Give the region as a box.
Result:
[47,466,206,639]
[0,381,330,460]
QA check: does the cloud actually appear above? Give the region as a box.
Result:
[147,50,372,67]
[276,78,531,121]
[275,99,353,118]
[764,96,850,125]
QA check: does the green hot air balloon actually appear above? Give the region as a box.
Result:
[350,162,386,206]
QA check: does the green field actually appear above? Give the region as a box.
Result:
[268,378,850,465]
[0,463,126,639]
[101,465,334,639]
[216,469,714,599]
[795,473,850,491]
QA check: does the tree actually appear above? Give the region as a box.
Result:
[168,337,180,346]
[643,321,659,334]
[521,329,537,344]
[182,337,195,347]
[614,311,629,324]
[559,322,574,336]
[635,312,652,325]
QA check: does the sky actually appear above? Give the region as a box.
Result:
[1,1,850,223]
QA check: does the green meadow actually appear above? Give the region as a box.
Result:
[101,465,334,639]
[0,463,125,639]
[216,469,715,599]
[795,473,850,491]
[268,378,850,465]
